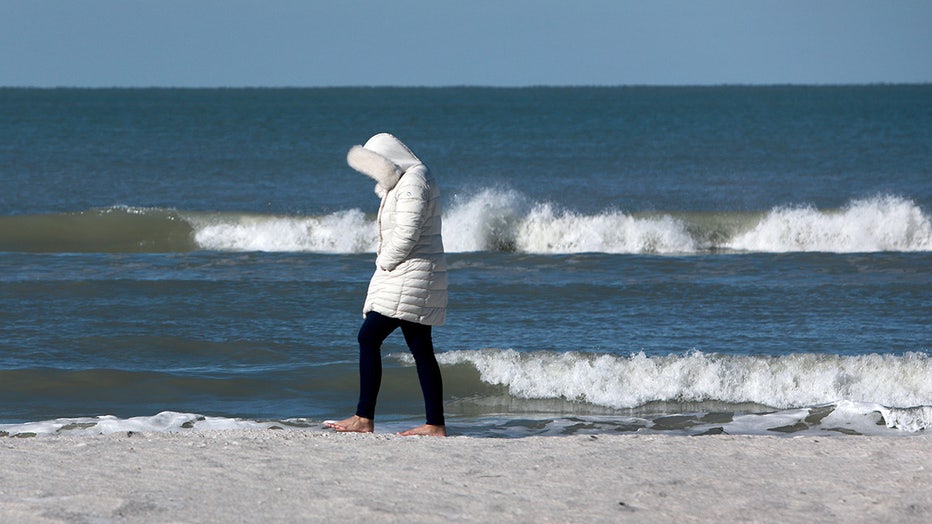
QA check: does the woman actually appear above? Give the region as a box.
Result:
[326,133,448,437]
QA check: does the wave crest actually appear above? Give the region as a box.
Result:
[1,193,928,254]
[441,191,931,254]
[727,195,932,253]
[438,349,932,415]
[190,209,376,253]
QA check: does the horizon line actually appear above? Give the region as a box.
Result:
[2,81,930,90]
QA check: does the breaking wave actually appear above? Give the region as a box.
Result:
[0,192,928,254]
[434,348,932,434]
[436,349,932,412]
[6,348,928,438]
[726,195,932,253]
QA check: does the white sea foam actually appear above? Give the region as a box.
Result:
[442,188,528,252]
[181,191,930,254]
[517,204,699,254]
[190,209,377,253]
[0,412,284,437]
[442,188,699,254]
[727,195,932,253]
[437,349,932,430]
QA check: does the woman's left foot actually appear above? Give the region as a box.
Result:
[324,415,374,433]
[398,424,446,437]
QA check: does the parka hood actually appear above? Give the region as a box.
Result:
[347,133,423,196]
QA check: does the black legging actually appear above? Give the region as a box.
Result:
[355,311,445,426]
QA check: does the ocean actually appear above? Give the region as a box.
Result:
[1,86,930,437]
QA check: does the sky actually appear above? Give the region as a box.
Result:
[1,0,930,87]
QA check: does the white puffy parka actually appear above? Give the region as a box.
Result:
[347,133,448,326]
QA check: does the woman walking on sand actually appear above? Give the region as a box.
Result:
[326,133,448,437]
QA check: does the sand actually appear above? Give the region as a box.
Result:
[1,430,930,523]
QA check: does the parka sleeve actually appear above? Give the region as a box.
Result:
[375,167,429,271]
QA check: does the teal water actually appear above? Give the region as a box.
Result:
[1,86,930,437]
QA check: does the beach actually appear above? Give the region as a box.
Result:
[2,87,930,521]
[2,430,930,523]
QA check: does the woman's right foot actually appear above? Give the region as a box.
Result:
[398,424,447,437]
[324,415,374,433]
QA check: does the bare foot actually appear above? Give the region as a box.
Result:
[398,424,447,437]
[324,415,374,433]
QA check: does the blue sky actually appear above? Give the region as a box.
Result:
[2,0,930,87]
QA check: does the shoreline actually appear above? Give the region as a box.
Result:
[2,430,930,522]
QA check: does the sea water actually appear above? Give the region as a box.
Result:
[1,86,930,437]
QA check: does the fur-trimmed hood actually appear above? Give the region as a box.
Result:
[347,133,423,196]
